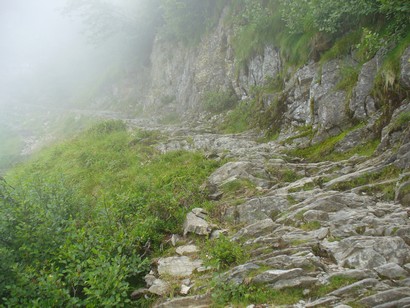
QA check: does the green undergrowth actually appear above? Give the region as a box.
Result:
[0,120,222,306]
[210,274,359,307]
[331,164,401,200]
[287,125,380,162]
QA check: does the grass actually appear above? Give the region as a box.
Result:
[287,126,380,162]
[1,120,223,305]
[332,164,401,200]
[320,29,363,63]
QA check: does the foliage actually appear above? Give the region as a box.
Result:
[202,90,238,113]
[159,0,226,45]
[0,120,221,305]
[204,235,248,270]
[218,100,254,133]
[356,28,384,61]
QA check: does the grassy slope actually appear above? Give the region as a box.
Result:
[0,120,221,306]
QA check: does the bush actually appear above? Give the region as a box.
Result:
[204,235,248,270]
[202,90,238,113]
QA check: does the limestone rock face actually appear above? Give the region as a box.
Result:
[349,56,379,121]
[310,60,349,138]
[400,46,410,89]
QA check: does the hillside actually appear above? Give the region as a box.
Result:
[1,0,410,307]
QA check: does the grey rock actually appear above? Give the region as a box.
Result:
[225,195,288,225]
[183,208,211,236]
[223,263,260,284]
[359,287,410,307]
[145,273,157,287]
[149,279,170,296]
[231,218,277,241]
[305,296,339,308]
[208,161,271,189]
[303,210,329,222]
[210,229,228,240]
[349,56,379,121]
[375,263,409,280]
[176,245,199,256]
[180,284,191,295]
[321,236,410,269]
[328,269,378,281]
[329,278,379,297]
[401,46,410,89]
[268,276,318,290]
[374,297,410,308]
[154,294,212,308]
[311,60,349,136]
[396,181,410,206]
[253,268,303,284]
[158,256,202,277]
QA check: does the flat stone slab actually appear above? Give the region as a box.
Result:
[158,256,202,277]
[253,268,303,284]
[176,245,199,256]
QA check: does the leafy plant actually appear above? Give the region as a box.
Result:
[204,235,248,270]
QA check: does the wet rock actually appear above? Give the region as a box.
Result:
[359,287,410,307]
[158,256,202,277]
[183,208,211,236]
[375,263,409,280]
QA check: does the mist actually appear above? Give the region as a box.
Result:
[0,0,153,171]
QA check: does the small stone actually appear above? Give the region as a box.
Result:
[197,266,212,273]
[180,284,191,295]
[170,234,182,247]
[183,209,211,236]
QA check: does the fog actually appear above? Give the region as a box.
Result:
[0,0,152,171]
[0,0,142,110]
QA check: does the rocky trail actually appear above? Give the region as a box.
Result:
[117,113,410,308]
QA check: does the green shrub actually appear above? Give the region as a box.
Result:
[204,235,248,270]
[202,90,238,113]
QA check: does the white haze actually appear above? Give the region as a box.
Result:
[0,0,134,109]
